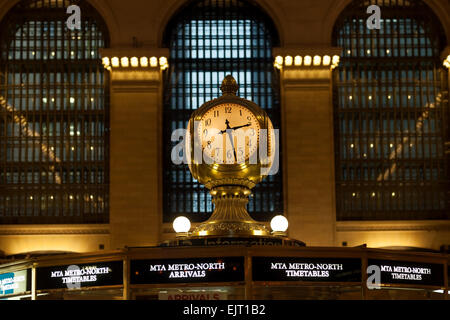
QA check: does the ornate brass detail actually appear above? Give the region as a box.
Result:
[186,76,275,237]
[191,186,269,237]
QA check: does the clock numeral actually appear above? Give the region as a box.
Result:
[240,110,242,116]
[227,150,233,159]
[203,129,208,137]
[214,110,219,117]
[225,107,232,114]
[205,119,211,126]
[248,140,252,147]
[238,148,244,156]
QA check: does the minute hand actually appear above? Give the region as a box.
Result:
[230,123,251,131]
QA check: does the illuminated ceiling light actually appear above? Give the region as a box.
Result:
[270,215,289,235]
[51,98,55,102]
[294,55,302,66]
[371,192,376,197]
[352,193,356,197]
[370,143,374,148]
[102,57,110,68]
[408,95,411,100]
[130,57,139,67]
[303,55,312,66]
[121,57,129,67]
[347,50,351,54]
[71,51,74,56]
[91,98,94,102]
[91,51,95,56]
[390,143,394,148]
[275,55,283,66]
[323,55,331,66]
[111,57,120,67]
[140,57,149,67]
[443,55,450,69]
[32,51,35,55]
[366,49,371,54]
[90,195,94,200]
[150,56,158,67]
[51,52,55,56]
[284,55,293,66]
[173,216,191,236]
[29,196,33,200]
[350,144,354,148]
[386,49,390,54]
[349,95,353,100]
[391,192,396,197]
[70,97,75,104]
[42,98,48,103]
[50,196,54,200]
[313,55,321,66]
[368,95,372,100]
[388,95,391,99]
[69,195,74,200]
[90,146,94,151]
[159,56,168,70]
[363,153,367,158]
[331,55,340,68]
[71,147,75,151]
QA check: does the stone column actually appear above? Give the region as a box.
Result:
[274,48,341,246]
[100,49,168,249]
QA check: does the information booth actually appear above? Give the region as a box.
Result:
[1,244,448,300]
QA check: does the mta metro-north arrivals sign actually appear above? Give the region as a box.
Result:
[368,259,444,287]
[130,257,245,284]
[36,261,123,290]
[252,257,362,282]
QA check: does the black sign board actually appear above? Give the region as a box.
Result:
[368,259,444,287]
[252,257,362,282]
[36,261,123,290]
[130,257,245,284]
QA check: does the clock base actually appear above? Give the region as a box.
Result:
[191,185,270,237]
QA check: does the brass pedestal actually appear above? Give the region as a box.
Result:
[191,186,270,237]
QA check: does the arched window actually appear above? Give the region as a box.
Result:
[333,0,449,220]
[0,0,110,223]
[163,0,283,223]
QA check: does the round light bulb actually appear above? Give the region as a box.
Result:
[270,215,289,233]
[173,216,191,233]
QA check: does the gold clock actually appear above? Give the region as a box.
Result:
[185,75,276,237]
[197,103,260,164]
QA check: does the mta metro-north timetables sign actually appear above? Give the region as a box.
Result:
[36,261,123,290]
[252,257,362,282]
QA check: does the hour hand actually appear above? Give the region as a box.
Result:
[220,119,232,134]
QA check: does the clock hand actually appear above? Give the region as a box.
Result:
[220,119,232,134]
[226,129,237,162]
[231,123,251,131]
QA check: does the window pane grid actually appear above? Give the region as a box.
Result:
[0,0,109,223]
[163,0,282,223]
[333,0,449,220]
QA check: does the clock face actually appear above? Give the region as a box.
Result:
[197,103,260,164]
